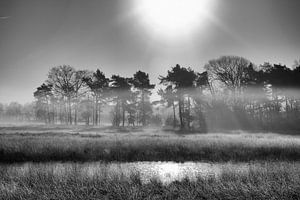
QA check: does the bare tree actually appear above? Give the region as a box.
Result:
[47,65,76,125]
[205,56,251,97]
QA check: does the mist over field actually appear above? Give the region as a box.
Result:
[1,61,300,133]
[1,60,300,199]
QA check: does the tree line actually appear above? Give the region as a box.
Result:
[32,66,155,127]
[0,102,35,122]
[158,56,300,132]
[1,55,300,132]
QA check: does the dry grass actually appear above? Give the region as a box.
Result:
[0,128,300,163]
[1,126,299,199]
[0,162,299,200]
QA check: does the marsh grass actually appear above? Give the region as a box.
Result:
[0,131,300,163]
[0,162,299,200]
[1,127,300,199]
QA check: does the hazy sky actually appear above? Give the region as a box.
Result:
[0,0,300,103]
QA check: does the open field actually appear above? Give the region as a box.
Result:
[0,125,300,163]
[1,125,300,199]
[1,161,299,200]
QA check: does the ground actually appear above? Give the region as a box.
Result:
[0,124,299,199]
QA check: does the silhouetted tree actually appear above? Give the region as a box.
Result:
[132,71,155,126]
[34,83,53,123]
[83,69,110,125]
[158,86,178,128]
[110,75,132,127]
[47,65,77,124]
[192,71,211,132]
[159,64,197,130]
[27,57,300,131]
[72,70,89,125]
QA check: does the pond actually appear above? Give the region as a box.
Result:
[3,161,251,184]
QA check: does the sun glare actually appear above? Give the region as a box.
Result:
[134,0,213,39]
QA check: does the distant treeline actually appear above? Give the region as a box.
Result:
[1,55,300,132]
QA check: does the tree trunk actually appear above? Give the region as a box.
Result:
[52,102,55,124]
[142,90,145,126]
[122,101,125,127]
[285,97,290,120]
[136,112,139,126]
[179,99,184,130]
[74,98,78,125]
[172,101,176,128]
[68,97,72,125]
[59,102,62,124]
[46,99,50,124]
[95,96,98,126]
[115,101,120,127]
[92,98,95,125]
[64,100,68,124]
[98,104,101,126]
[187,96,191,131]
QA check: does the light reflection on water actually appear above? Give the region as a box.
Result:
[85,162,222,184]
[125,162,220,184]
[8,162,250,184]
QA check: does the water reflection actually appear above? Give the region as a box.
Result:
[62,161,224,184]
[6,162,251,184]
[128,162,221,184]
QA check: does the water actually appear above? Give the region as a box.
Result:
[4,161,251,184]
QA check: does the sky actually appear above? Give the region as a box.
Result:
[0,0,300,103]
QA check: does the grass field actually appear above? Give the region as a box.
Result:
[0,125,300,199]
[0,161,299,200]
[0,126,300,163]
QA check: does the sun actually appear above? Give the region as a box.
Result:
[134,0,213,39]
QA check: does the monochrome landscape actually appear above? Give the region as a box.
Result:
[0,0,300,199]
